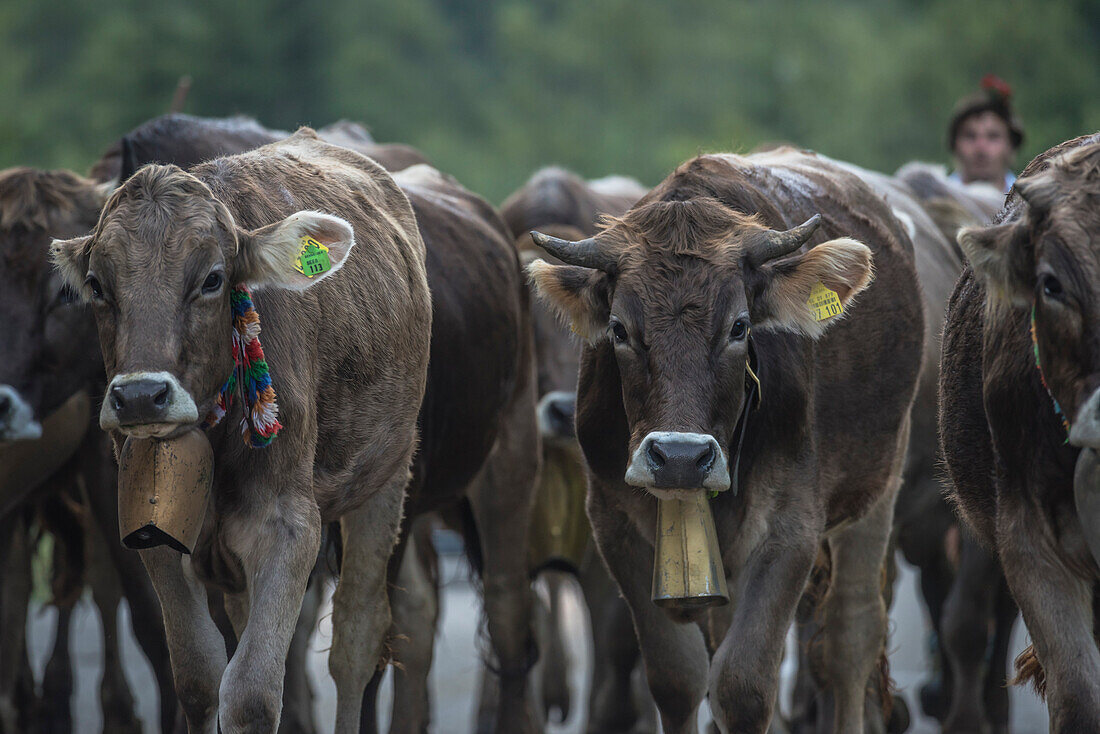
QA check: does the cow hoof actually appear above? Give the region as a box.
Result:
[887,696,911,733]
[919,679,949,721]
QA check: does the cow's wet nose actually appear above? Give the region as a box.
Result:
[0,385,43,441]
[537,391,576,441]
[110,379,172,425]
[646,435,716,487]
[1071,387,1100,450]
[625,431,730,492]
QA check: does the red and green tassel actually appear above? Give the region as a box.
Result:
[202,285,282,448]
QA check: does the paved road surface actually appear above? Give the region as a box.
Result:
[27,551,1048,733]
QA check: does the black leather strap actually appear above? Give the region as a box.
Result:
[728,337,759,496]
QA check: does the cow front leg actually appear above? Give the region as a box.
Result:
[329,472,406,734]
[707,517,819,733]
[941,533,1000,733]
[86,522,142,734]
[983,581,1016,734]
[218,494,321,733]
[996,494,1100,732]
[819,471,899,734]
[279,569,323,734]
[81,441,179,734]
[0,512,32,734]
[389,515,439,734]
[588,486,709,734]
[140,546,228,734]
[467,398,541,734]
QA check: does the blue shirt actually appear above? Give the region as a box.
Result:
[948,170,1016,193]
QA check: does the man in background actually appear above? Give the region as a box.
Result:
[948,75,1025,192]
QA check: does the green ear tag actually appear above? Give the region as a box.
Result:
[295,236,332,278]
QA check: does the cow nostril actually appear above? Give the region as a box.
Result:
[647,441,667,469]
[110,386,125,412]
[696,444,715,472]
[0,394,11,417]
[548,402,568,424]
[153,382,170,407]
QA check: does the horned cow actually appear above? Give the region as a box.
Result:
[940,132,1100,733]
[529,148,923,732]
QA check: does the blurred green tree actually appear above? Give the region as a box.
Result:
[0,0,1096,201]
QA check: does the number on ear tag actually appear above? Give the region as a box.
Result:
[295,236,332,278]
[807,282,843,321]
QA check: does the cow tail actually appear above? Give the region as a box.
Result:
[1012,644,1047,698]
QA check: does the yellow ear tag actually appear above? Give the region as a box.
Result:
[294,236,331,278]
[807,282,843,321]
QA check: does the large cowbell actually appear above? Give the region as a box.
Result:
[118,430,213,554]
[651,493,730,608]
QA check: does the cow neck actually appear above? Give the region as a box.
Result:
[201,284,282,448]
[723,335,760,497]
[1029,303,1070,440]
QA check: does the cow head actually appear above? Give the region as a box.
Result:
[529,197,872,499]
[960,141,1100,451]
[0,168,109,443]
[51,164,355,440]
[519,224,589,446]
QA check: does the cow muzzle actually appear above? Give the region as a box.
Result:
[0,386,43,442]
[101,372,199,438]
[537,390,577,443]
[625,431,730,496]
[1070,387,1100,450]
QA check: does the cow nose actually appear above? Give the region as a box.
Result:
[646,434,716,488]
[538,390,576,440]
[1071,387,1100,450]
[110,379,172,425]
[0,392,11,421]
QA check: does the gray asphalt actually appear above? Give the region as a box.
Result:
[27,553,1048,733]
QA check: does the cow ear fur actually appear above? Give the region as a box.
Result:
[958,221,1033,306]
[751,238,874,338]
[235,211,355,291]
[527,260,610,341]
[50,235,94,294]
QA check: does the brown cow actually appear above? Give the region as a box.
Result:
[52,129,434,733]
[500,166,655,732]
[91,113,429,185]
[0,167,177,734]
[529,148,923,732]
[940,132,1100,733]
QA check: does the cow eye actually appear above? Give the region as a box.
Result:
[85,275,104,300]
[730,318,749,341]
[1041,274,1063,299]
[202,272,224,294]
[609,320,628,345]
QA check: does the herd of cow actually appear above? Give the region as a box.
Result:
[0,110,1098,734]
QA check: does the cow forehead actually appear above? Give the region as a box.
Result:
[94,189,227,266]
[614,261,740,328]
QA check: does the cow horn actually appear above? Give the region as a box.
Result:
[1015,174,1056,213]
[530,231,618,273]
[747,214,822,266]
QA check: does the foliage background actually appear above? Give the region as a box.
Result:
[1,0,1098,202]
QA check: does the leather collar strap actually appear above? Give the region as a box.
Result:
[727,336,760,496]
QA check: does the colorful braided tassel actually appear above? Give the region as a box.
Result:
[1030,305,1069,439]
[202,285,282,448]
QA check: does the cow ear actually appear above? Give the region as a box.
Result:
[751,238,873,338]
[527,261,610,341]
[958,221,1033,306]
[50,235,93,293]
[235,211,355,291]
